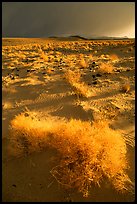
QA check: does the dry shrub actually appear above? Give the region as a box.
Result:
[88,54,93,61]
[9,112,50,156]
[9,111,133,197]
[73,82,92,98]
[79,58,88,68]
[64,69,94,98]
[47,67,54,74]
[37,45,49,62]
[2,101,13,110]
[40,51,49,62]
[64,69,81,84]
[122,82,130,93]
[109,54,119,61]
[76,54,87,68]
[99,62,114,74]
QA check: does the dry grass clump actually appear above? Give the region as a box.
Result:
[64,69,81,84]
[40,51,49,62]
[46,67,54,74]
[121,82,130,93]
[71,81,93,98]
[99,62,114,74]
[2,101,13,110]
[76,54,89,69]
[37,45,49,62]
[9,111,132,197]
[79,58,88,69]
[9,112,50,156]
[109,54,119,61]
[64,69,94,98]
[42,52,49,61]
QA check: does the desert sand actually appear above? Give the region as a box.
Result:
[2,37,135,202]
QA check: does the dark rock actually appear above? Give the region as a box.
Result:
[93,81,97,85]
[23,59,29,62]
[11,76,15,80]
[96,73,102,77]
[27,69,35,72]
[24,113,29,117]
[92,75,96,78]
[12,184,16,187]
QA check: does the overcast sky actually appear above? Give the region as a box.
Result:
[2,2,135,38]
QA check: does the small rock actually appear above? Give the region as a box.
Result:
[23,59,29,62]
[93,81,97,85]
[96,73,102,77]
[12,184,16,187]
[24,113,29,117]
[92,75,96,78]
[11,76,15,80]
[116,70,121,73]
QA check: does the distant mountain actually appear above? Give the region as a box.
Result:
[82,35,130,40]
[69,35,88,40]
[48,35,131,40]
[49,35,88,40]
[89,36,129,40]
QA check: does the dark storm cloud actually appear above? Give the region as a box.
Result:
[2,2,135,38]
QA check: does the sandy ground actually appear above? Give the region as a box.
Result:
[2,38,135,202]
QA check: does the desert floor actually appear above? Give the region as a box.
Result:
[2,38,135,202]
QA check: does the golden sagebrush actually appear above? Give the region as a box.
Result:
[99,62,114,74]
[122,82,130,93]
[64,69,94,98]
[9,111,133,197]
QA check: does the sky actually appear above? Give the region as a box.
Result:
[2,2,135,38]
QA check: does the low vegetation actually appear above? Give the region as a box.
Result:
[64,69,94,98]
[9,110,133,197]
[98,62,114,74]
[3,38,134,201]
[122,82,130,93]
